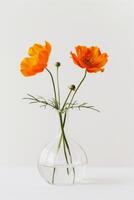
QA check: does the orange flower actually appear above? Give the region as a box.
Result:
[71,45,108,73]
[20,41,51,76]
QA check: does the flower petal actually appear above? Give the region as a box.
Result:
[90,47,101,62]
[20,57,37,76]
[71,52,85,68]
[44,41,51,54]
[71,44,108,73]
[86,66,104,73]
[20,41,52,77]
[93,53,108,68]
[28,44,43,56]
[75,46,89,59]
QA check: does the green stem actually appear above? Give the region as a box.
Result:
[63,70,87,125]
[58,133,63,149]
[52,168,56,184]
[61,90,72,111]
[51,112,67,183]
[63,139,70,175]
[58,112,67,147]
[57,111,66,150]
[46,68,58,108]
[63,112,67,127]
[56,67,60,108]
[58,112,75,181]
[68,70,87,109]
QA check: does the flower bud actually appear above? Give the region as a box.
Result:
[69,84,76,91]
[55,62,61,67]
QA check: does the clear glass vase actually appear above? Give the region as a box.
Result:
[38,112,88,185]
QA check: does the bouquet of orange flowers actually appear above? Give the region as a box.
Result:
[20,41,108,185]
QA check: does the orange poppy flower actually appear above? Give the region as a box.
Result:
[20,41,51,76]
[71,45,108,73]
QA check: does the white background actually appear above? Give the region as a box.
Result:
[0,0,134,167]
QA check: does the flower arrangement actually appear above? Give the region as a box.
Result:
[20,41,108,184]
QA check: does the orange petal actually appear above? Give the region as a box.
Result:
[93,53,108,68]
[21,68,36,76]
[78,59,90,69]
[28,44,43,56]
[75,46,89,59]
[86,66,104,73]
[71,52,85,68]
[38,50,49,64]
[32,64,45,73]
[44,41,52,54]
[20,41,52,77]
[21,57,38,68]
[20,58,35,76]
[90,47,101,61]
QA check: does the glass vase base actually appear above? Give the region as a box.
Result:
[38,164,88,185]
[38,137,88,185]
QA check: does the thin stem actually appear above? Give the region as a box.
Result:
[56,67,60,108]
[57,111,66,150]
[68,70,87,109]
[52,128,63,184]
[58,112,70,162]
[52,168,56,184]
[63,112,67,127]
[58,111,66,148]
[63,139,70,175]
[61,90,72,111]
[46,68,58,108]
[58,112,75,181]
[63,70,87,125]
[51,111,67,183]
[58,133,63,149]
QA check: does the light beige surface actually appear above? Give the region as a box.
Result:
[1,167,134,200]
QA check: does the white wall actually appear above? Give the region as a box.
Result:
[0,0,134,166]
